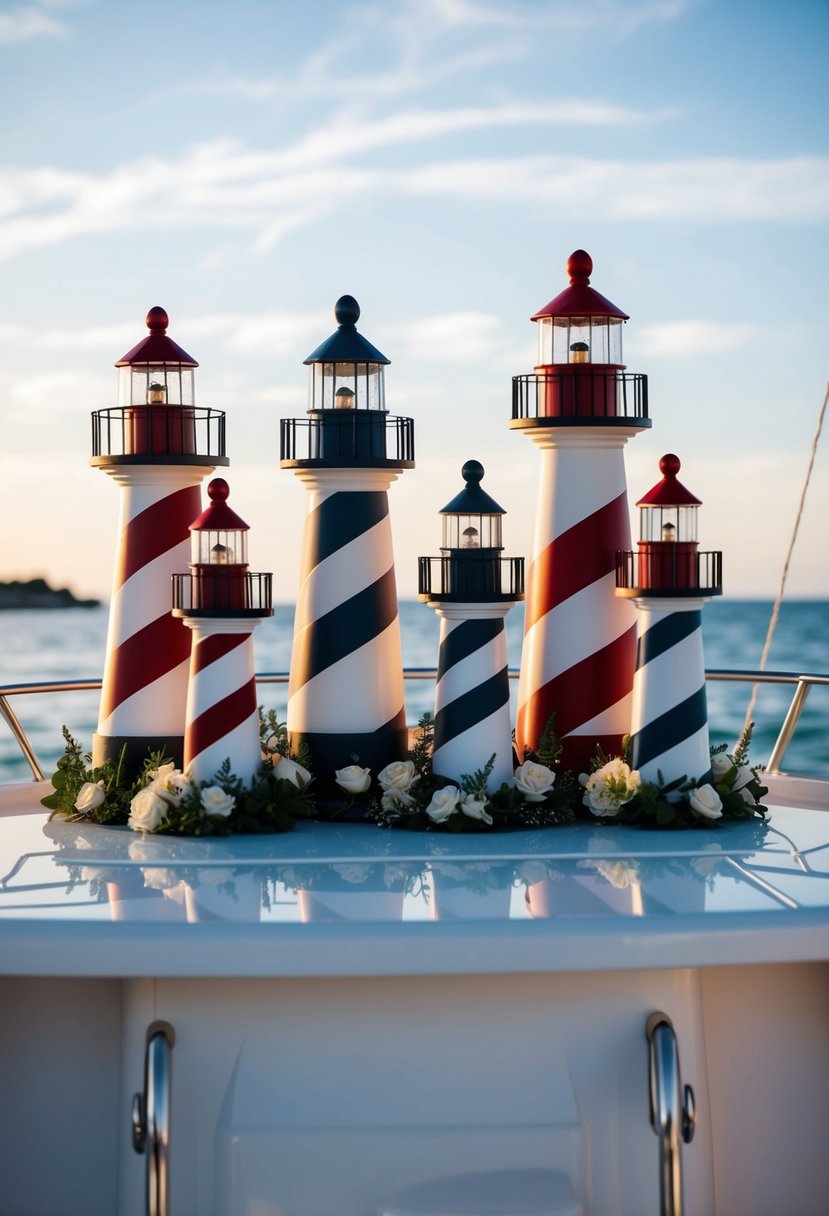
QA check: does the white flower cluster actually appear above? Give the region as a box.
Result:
[710,750,759,807]
[127,761,235,833]
[580,758,642,817]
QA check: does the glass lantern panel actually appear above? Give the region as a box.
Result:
[192,528,248,567]
[537,316,624,366]
[118,365,195,407]
[441,514,502,550]
[639,505,698,544]
[308,362,386,412]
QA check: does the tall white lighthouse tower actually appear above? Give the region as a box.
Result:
[91,308,227,774]
[510,251,650,773]
[280,295,414,784]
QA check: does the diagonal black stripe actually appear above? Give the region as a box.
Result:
[636,610,701,670]
[291,566,398,690]
[631,685,708,772]
[437,618,504,680]
[434,667,510,755]
[301,491,389,578]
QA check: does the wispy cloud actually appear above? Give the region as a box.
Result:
[632,321,762,358]
[0,3,70,44]
[5,130,823,265]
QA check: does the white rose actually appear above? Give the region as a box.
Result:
[378,759,417,793]
[460,793,493,825]
[581,758,641,817]
[333,863,372,884]
[147,761,176,783]
[274,755,311,789]
[334,765,372,795]
[710,752,734,781]
[688,784,723,819]
[153,769,194,807]
[263,733,282,753]
[128,785,170,833]
[74,780,106,813]
[514,760,555,803]
[733,765,756,792]
[738,785,756,806]
[426,785,461,824]
[381,789,415,813]
[200,786,235,817]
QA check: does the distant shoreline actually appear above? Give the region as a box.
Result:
[0,578,100,610]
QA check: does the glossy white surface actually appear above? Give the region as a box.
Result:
[1,780,827,977]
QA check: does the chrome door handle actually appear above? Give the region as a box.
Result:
[132,1020,176,1216]
[647,1012,695,1216]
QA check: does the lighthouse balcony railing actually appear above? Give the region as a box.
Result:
[616,550,723,596]
[91,407,227,464]
[511,371,648,424]
[418,555,525,601]
[172,572,273,616]
[280,414,415,466]
[1,668,828,784]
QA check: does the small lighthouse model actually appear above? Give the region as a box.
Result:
[173,479,273,785]
[418,461,524,788]
[281,296,414,778]
[616,454,722,785]
[91,309,227,772]
[510,251,650,771]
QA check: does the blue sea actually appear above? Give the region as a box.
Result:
[1,600,827,783]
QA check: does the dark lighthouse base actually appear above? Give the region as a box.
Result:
[289,711,408,820]
[92,732,184,782]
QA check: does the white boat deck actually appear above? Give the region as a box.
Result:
[1,778,827,978]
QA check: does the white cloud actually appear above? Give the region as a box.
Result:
[0,5,68,44]
[389,311,502,361]
[631,321,762,358]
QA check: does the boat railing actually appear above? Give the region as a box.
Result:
[1,669,827,784]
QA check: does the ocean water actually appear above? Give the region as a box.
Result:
[1,599,827,783]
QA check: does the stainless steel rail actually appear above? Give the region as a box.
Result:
[1,668,827,783]
[132,1020,176,1216]
[646,1012,696,1216]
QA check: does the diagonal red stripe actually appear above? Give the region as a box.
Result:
[525,491,630,631]
[191,632,247,676]
[516,625,636,754]
[186,681,258,765]
[100,613,192,719]
[114,486,202,590]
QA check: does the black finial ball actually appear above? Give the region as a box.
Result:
[334,295,360,327]
[462,459,484,485]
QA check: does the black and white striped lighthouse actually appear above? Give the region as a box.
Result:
[616,454,722,785]
[418,461,524,788]
[280,296,414,779]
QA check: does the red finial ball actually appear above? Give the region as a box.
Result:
[659,453,681,477]
[567,250,593,285]
[146,306,169,333]
[207,477,230,502]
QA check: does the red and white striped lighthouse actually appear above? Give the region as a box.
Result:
[91,308,227,774]
[173,479,273,785]
[511,251,650,772]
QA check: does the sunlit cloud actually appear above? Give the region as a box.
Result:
[388,312,502,361]
[631,321,763,358]
[0,4,69,44]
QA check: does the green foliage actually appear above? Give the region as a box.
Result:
[536,715,563,769]
[408,712,434,781]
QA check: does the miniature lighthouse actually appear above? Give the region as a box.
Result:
[173,479,273,785]
[91,308,227,772]
[616,454,722,785]
[418,461,524,788]
[510,251,650,771]
[280,296,414,778]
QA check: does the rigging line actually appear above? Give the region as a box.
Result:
[744,379,829,734]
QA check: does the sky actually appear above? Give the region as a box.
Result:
[0,0,827,604]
